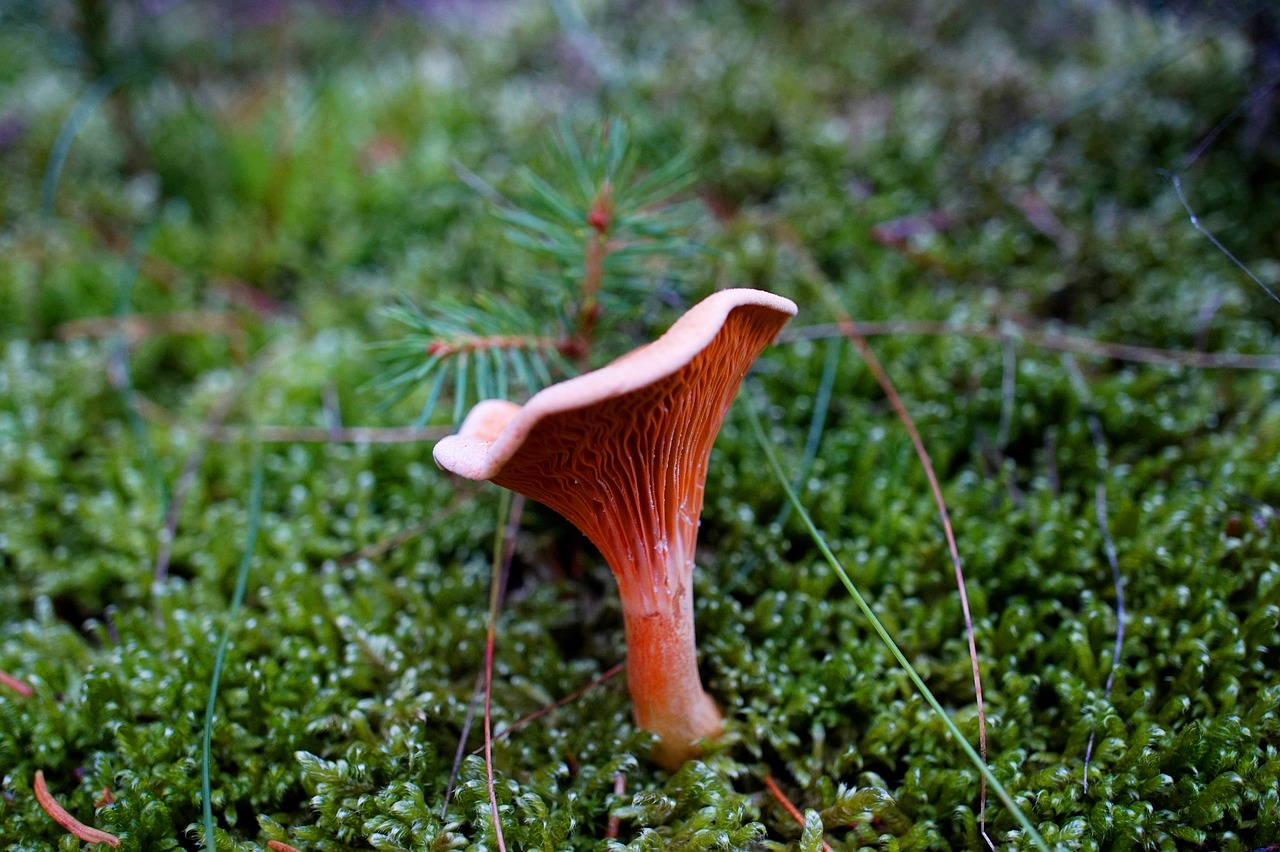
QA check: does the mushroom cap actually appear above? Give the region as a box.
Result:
[435,289,796,477]
[433,287,796,603]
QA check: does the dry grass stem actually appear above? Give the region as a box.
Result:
[32,771,121,848]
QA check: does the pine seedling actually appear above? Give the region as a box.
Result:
[372,120,709,425]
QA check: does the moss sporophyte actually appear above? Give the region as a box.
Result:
[434,288,797,770]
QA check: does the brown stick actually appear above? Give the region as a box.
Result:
[782,321,1280,371]
[605,773,626,839]
[762,775,832,852]
[129,393,448,443]
[0,669,34,697]
[33,771,120,848]
[57,311,245,345]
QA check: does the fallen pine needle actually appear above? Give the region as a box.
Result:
[762,775,832,852]
[33,770,120,848]
[0,669,34,697]
[267,841,302,852]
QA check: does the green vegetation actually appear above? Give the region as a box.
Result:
[2,1,1278,849]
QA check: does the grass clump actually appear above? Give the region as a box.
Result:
[2,0,1279,849]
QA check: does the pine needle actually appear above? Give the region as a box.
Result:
[201,456,265,849]
[762,775,832,852]
[33,770,120,848]
[475,662,624,753]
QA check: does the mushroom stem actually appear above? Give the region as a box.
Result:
[621,576,723,771]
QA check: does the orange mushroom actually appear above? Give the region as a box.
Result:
[433,288,797,769]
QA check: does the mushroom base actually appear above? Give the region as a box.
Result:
[622,590,724,771]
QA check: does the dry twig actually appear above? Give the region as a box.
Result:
[762,775,832,852]
[33,770,120,848]
[783,321,1280,371]
[0,670,34,697]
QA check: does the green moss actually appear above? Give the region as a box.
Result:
[2,0,1279,849]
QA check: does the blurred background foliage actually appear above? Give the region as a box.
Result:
[1,0,1279,849]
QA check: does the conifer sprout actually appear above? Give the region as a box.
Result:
[434,288,797,770]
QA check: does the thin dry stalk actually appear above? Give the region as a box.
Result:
[605,773,626,839]
[783,321,1280,371]
[339,489,478,566]
[131,392,447,443]
[153,347,281,595]
[57,311,246,346]
[762,775,832,852]
[829,309,991,832]
[482,493,525,850]
[0,670,34,697]
[33,771,121,848]
[440,669,485,821]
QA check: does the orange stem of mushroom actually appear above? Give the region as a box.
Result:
[619,577,723,770]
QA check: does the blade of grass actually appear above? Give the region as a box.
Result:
[41,73,120,216]
[776,336,840,527]
[108,225,168,512]
[202,454,265,849]
[743,396,1050,852]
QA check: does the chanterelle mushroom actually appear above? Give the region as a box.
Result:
[433,288,797,769]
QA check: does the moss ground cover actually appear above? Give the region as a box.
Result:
[2,1,1279,849]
